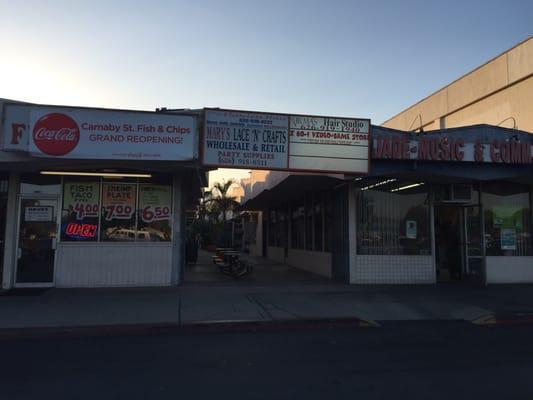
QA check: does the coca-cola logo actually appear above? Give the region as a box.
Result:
[33,113,80,156]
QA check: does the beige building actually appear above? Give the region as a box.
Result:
[228,184,245,204]
[382,36,533,133]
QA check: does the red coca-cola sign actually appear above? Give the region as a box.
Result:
[32,113,80,156]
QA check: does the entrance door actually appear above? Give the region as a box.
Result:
[435,206,463,281]
[15,198,58,286]
[463,205,486,286]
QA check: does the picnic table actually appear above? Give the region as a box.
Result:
[212,248,253,278]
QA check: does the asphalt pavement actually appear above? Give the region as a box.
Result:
[2,321,533,399]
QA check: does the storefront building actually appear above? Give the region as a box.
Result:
[0,100,206,289]
[241,124,533,285]
[2,98,532,288]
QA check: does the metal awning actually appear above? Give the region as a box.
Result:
[239,174,345,211]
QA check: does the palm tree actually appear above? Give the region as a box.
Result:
[211,179,240,222]
[197,188,215,222]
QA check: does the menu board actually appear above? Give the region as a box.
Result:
[102,184,136,220]
[138,185,172,223]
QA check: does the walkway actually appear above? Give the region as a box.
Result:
[183,250,334,286]
[3,282,533,332]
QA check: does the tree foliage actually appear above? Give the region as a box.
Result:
[191,179,241,248]
[210,179,240,222]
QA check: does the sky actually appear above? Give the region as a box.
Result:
[0,0,531,186]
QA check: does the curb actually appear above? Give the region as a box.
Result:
[0,317,379,341]
[472,313,533,326]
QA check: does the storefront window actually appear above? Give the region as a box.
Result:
[268,206,287,247]
[61,179,100,242]
[313,193,324,252]
[101,183,137,241]
[59,176,172,243]
[278,208,289,247]
[291,199,305,249]
[137,184,172,241]
[268,209,278,247]
[305,195,313,250]
[356,181,431,255]
[324,193,332,252]
[483,182,532,256]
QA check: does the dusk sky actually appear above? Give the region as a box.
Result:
[1,0,531,185]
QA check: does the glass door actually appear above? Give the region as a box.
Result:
[15,198,58,286]
[463,205,486,286]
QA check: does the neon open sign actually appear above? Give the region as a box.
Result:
[65,222,97,238]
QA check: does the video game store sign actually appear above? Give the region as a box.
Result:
[202,109,370,174]
[373,130,533,164]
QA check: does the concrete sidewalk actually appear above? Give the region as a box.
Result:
[2,283,533,332]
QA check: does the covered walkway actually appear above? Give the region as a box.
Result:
[183,250,334,286]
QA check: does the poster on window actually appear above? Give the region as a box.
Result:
[63,182,100,220]
[102,184,136,221]
[406,220,417,239]
[100,183,137,241]
[138,185,172,223]
[25,206,53,221]
[501,228,517,250]
[62,182,100,241]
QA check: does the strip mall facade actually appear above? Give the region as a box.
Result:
[240,125,533,285]
[1,99,532,289]
[239,38,533,286]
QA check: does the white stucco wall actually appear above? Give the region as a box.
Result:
[266,246,332,278]
[267,246,285,264]
[350,255,435,284]
[486,256,533,283]
[55,244,173,287]
[286,249,332,278]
